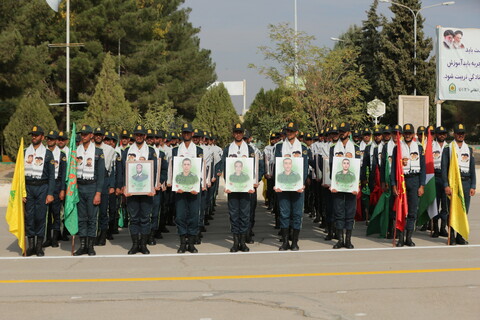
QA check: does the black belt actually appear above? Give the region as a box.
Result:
[404,173,420,178]
[77,179,96,185]
[26,179,48,186]
[461,176,471,181]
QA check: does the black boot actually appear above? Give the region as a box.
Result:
[387,220,394,239]
[239,234,250,252]
[405,230,415,246]
[439,219,448,237]
[279,228,290,251]
[333,226,339,240]
[290,229,300,251]
[61,227,70,241]
[74,237,87,256]
[246,229,254,244]
[111,220,119,235]
[154,229,164,239]
[177,235,187,254]
[26,237,35,256]
[139,235,150,254]
[87,237,96,256]
[128,234,139,255]
[107,222,115,240]
[97,230,107,246]
[432,218,440,238]
[36,237,44,256]
[42,228,52,247]
[456,233,467,245]
[160,225,170,233]
[148,230,156,245]
[324,223,334,241]
[344,230,354,249]
[448,228,456,245]
[230,234,239,253]
[396,230,404,247]
[187,235,198,253]
[333,230,344,249]
[51,230,60,248]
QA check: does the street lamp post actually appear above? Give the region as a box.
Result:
[294,0,298,85]
[379,0,455,96]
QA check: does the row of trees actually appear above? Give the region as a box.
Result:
[245,0,479,143]
[1,1,241,158]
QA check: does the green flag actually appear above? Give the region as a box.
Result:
[367,156,391,237]
[64,123,79,235]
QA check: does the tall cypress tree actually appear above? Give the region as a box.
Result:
[377,0,435,124]
[82,53,137,133]
[193,84,239,147]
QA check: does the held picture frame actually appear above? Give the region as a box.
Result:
[126,160,154,195]
[330,157,361,193]
[225,157,254,193]
[172,156,202,193]
[275,157,304,191]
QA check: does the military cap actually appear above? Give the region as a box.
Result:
[103,131,112,140]
[338,122,351,132]
[57,131,68,140]
[403,123,415,134]
[270,132,277,140]
[120,129,130,138]
[93,127,104,135]
[373,127,382,135]
[133,125,146,135]
[320,129,325,135]
[425,125,435,134]
[392,124,403,133]
[111,132,118,141]
[170,132,177,139]
[299,131,305,138]
[156,129,165,138]
[363,128,372,135]
[304,133,313,140]
[129,133,134,140]
[146,129,155,137]
[181,123,194,133]
[453,123,466,133]
[78,125,93,134]
[352,129,361,137]
[29,125,45,135]
[416,125,425,134]
[313,133,319,141]
[243,129,251,139]
[205,132,211,139]
[382,125,392,134]
[193,128,203,137]
[435,126,447,134]
[330,126,339,134]
[285,122,299,131]
[46,130,59,139]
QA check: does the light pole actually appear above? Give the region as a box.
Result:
[294,0,298,85]
[379,0,455,96]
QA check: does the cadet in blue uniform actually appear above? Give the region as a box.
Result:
[24,126,56,256]
[441,124,476,245]
[329,122,361,249]
[74,125,105,256]
[220,123,257,252]
[121,125,165,254]
[431,126,448,237]
[391,124,426,247]
[274,122,309,251]
[42,130,66,249]
[172,123,204,253]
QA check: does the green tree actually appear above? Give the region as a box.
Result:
[3,90,58,159]
[377,0,435,124]
[143,101,179,132]
[193,83,239,147]
[82,53,137,132]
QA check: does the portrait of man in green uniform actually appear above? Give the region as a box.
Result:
[331,157,360,193]
[126,161,154,195]
[275,157,303,191]
[173,157,200,192]
[225,158,254,193]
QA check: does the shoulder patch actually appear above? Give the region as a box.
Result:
[356,150,361,155]
[198,153,203,158]
[100,154,104,159]
[50,159,55,165]
[303,150,307,155]
[116,156,121,161]
[62,156,66,161]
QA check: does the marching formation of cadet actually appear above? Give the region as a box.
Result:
[21,120,476,257]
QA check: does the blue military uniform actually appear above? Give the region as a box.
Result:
[24,125,56,256]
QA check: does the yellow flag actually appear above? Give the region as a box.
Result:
[448,142,469,240]
[5,138,26,254]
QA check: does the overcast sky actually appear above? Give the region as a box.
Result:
[183,0,480,114]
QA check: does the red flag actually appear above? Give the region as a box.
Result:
[369,165,382,206]
[394,132,408,231]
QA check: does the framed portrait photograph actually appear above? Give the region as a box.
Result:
[322,158,331,186]
[126,160,154,195]
[275,157,304,191]
[172,156,201,193]
[225,157,254,193]
[330,157,361,193]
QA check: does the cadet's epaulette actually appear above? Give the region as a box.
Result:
[100,154,105,159]
[302,149,307,155]
[198,153,203,158]
[50,159,55,165]
[355,150,361,156]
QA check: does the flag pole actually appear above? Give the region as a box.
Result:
[71,235,75,256]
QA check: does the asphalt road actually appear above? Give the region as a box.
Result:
[1,184,479,320]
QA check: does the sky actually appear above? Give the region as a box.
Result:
[183,0,480,114]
